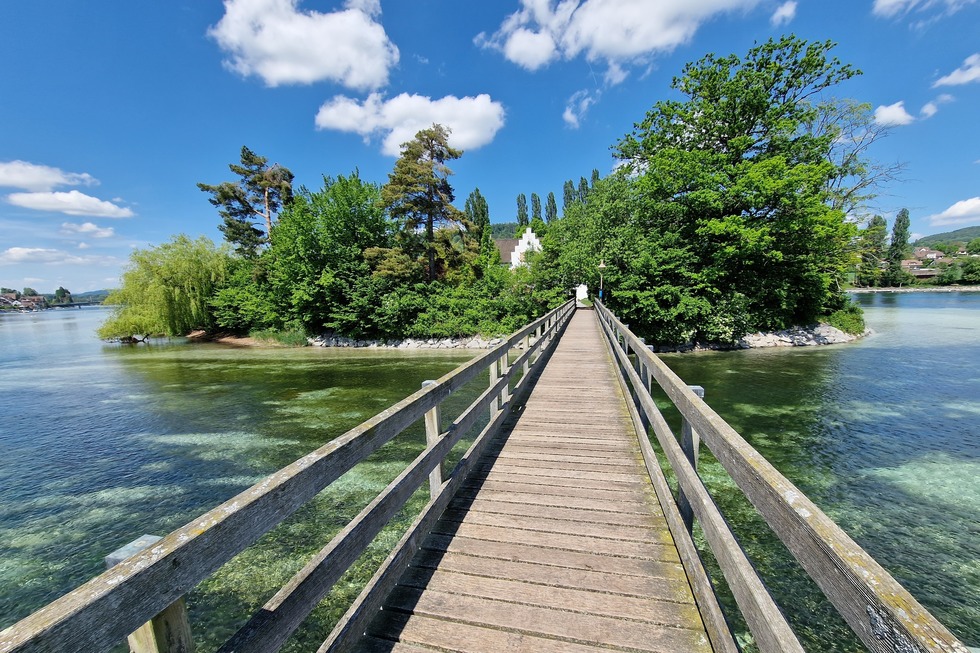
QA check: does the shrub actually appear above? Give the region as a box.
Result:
[823,301,865,335]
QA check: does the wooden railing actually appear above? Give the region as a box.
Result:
[594,300,969,653]
[0,300,575,653]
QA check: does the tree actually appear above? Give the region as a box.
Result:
[548,36,864,343]
[883,208,913,287]
[562,180,576,213]
[591,168,600,189]
[22,287,38,296]
[578,177,589,203]
[1,287,16,295]
[53,286,73,304]
[855,215,887,287]
[531,192,542,223]
[98,235,229,338]
[381,124,465,282]
[545,192,558,223]
[268,172,387,334]
[516,193,528,226]
[198,146,294,257]
[464,188,490,238]
[968,238,980,255]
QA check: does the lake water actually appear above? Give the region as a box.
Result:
[1,296,977,651]
[658,291,979,651]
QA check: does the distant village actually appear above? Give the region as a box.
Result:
[0,287,107,312]
[900,245,977,280]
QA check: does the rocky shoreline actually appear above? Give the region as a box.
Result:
[308,322,865,352]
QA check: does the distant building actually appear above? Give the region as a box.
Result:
[495,229,542,269]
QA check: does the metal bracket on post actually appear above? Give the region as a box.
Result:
[105,535,195,653]
[677,385,706,534]
[421,380,444,498]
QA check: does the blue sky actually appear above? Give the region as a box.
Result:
[1,0,978,293]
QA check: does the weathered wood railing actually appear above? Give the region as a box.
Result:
[0,300,575,653]
[594,300,969,653]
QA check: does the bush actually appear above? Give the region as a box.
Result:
[248,327,309,347]
[823,301,865,335]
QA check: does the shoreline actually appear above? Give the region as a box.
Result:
[848,285,980,293]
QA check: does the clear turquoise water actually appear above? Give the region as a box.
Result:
[0,308,476,649]
[657,291,980,650]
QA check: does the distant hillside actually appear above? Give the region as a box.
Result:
[915,226,980,246]
[490,222,519,239]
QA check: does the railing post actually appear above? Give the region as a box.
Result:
[523,333,531,376]
[421,380,443,498]
[677,385,706,533]
[498,354,511,407]
[489,356,501,418]
[105,535,194,653]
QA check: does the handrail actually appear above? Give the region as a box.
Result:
[594,300,969,653]
[0,300,576,653]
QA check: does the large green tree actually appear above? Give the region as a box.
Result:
[538,36,862,344]
[531,192,542,222]
[464,188,490,239]
[198,146,294,257]
[381,124,465,282]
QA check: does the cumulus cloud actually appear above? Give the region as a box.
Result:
[478,0,760,83]
[208,0,399,90]
[926,197,980,226]
[770,1,797,26]
[7,190,134,218]
[874,101,916,126]
[563,90,598,129]
[0,160,97,192]
[315,92,506,156]
[920,93,954,118]
[873,0,977,18]
[934,53,980,86]
[61,222,116,238]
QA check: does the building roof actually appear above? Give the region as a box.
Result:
[495,239,519,263]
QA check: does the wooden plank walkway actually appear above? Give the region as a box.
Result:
[354,310,712,652]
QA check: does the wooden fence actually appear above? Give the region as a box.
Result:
[0,300,576,653]
[594,300,969,653]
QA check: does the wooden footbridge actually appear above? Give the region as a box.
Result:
[0,303,969,653]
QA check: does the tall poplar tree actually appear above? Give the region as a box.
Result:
[545,192,558,223]
[198,146,293,257]
[381,124,464,282]
[562,180,575,213]
[856,215,887,287]
[464,188,490,238]
[531,192,542,222]
[516,193,529,226]
[883,208,913,287]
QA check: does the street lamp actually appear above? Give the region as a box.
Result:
[598,259,606,300]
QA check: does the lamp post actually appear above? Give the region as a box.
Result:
[598,259,606,300]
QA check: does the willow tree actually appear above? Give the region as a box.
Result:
[198,146,294,257]
[381,124,465,282]
[98,235,229,338]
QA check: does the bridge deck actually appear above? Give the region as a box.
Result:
[354,310,712,652]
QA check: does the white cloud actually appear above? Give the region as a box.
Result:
[874,101,916,126]
[208,0,399,90]
[873,0,977,18]
[926,197,980,226]
[0,160,97,192]
[934,53,980,87]
[7,190,134,218]
[920,93,954,118]
[563,90,598,129]
[315,92,506,156]
[479,0,760,84]
[770,1,797,26]
[61,222,116,238]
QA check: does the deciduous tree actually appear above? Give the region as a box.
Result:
[545,192,557,223]
[883,208,913,287]
[516,193,528,226]
[856,215,887,287]
[531,192,542,222]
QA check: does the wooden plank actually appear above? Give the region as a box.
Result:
[409,550,692,600]
[460,479,647,502]
[468,468,646,491]
[449,496,665,527]
[382,588,711,653]
[397,568,704,626]
[440,509,671,545]
[369,613,616,653]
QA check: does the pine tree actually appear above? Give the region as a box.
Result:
[381,124,464,282]
[198,146,293,257]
